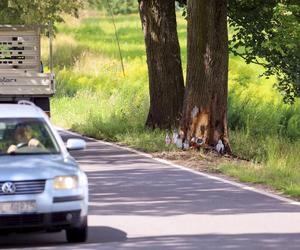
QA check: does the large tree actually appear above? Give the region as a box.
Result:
[138,0,185,129]
[181,0,231,152]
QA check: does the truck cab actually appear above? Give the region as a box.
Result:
[0,25,55,115]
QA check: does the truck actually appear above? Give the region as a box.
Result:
[0,24,54,116]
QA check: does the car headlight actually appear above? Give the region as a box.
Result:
[54,176,79,189]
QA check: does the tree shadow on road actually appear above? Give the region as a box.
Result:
[3,232,300,250]
[58,130,300,216]
[87,168,300,216]
[111,233,300,250]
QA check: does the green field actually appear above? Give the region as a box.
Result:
[46,12,300,198]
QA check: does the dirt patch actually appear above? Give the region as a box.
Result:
[153,150,219,172]
[152,150,240,173]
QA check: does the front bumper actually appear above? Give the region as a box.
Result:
[0,210,83,232]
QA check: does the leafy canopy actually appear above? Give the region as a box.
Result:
[0,0,83,26]
[229,0,300,103]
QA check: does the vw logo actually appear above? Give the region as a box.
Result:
[2,182,16,194]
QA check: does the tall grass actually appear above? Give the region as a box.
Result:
[49,12,300,197]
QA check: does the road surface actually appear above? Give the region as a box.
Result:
[1,130,300,249]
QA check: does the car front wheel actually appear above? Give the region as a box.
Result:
[66,216,88,243]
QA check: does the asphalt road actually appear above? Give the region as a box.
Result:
[1,130,300,249]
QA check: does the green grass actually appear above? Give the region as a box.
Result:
[48,12,300,197]
[225,131,300,197]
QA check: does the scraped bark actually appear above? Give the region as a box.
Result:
[181,0,231,153]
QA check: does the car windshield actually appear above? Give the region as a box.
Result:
[0,118,60,155]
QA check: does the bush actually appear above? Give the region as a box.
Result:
[287,115,300,139]
[89,0,138,15]
[110,0,138,15]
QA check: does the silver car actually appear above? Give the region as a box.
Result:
[0,102,88,243]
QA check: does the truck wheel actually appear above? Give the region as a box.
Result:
[66,216,88,243]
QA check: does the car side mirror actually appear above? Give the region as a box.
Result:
[66,139,86,151]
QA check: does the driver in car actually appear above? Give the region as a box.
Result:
[7,125,43,154]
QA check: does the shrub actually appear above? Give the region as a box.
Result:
[287,114,300,139]
[89,0,138,15]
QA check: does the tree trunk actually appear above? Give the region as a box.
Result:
[181,0,231,152]
[138,0,185,129]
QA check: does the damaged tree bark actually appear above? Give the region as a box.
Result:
[181,0,231,153]
[138,0,185,129]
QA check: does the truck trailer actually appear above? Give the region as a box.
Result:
[0,25,54,115]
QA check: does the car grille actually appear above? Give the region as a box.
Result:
[0,210,81,228]
[0,214,44,227]
[0,180,46,195]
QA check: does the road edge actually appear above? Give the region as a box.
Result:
[60,128,300,207]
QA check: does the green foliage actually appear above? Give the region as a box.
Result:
[0,0,83,26]
[229,1,300,103]
[287,114,300,138]
[228,57,300,141]
[88,0,138,15]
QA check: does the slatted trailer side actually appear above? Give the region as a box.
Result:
[0,25,55,115]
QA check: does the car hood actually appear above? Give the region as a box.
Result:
[0,155,79,181]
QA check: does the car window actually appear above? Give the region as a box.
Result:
[0,118,60,155]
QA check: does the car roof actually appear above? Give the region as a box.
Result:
[0,104,45,119]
